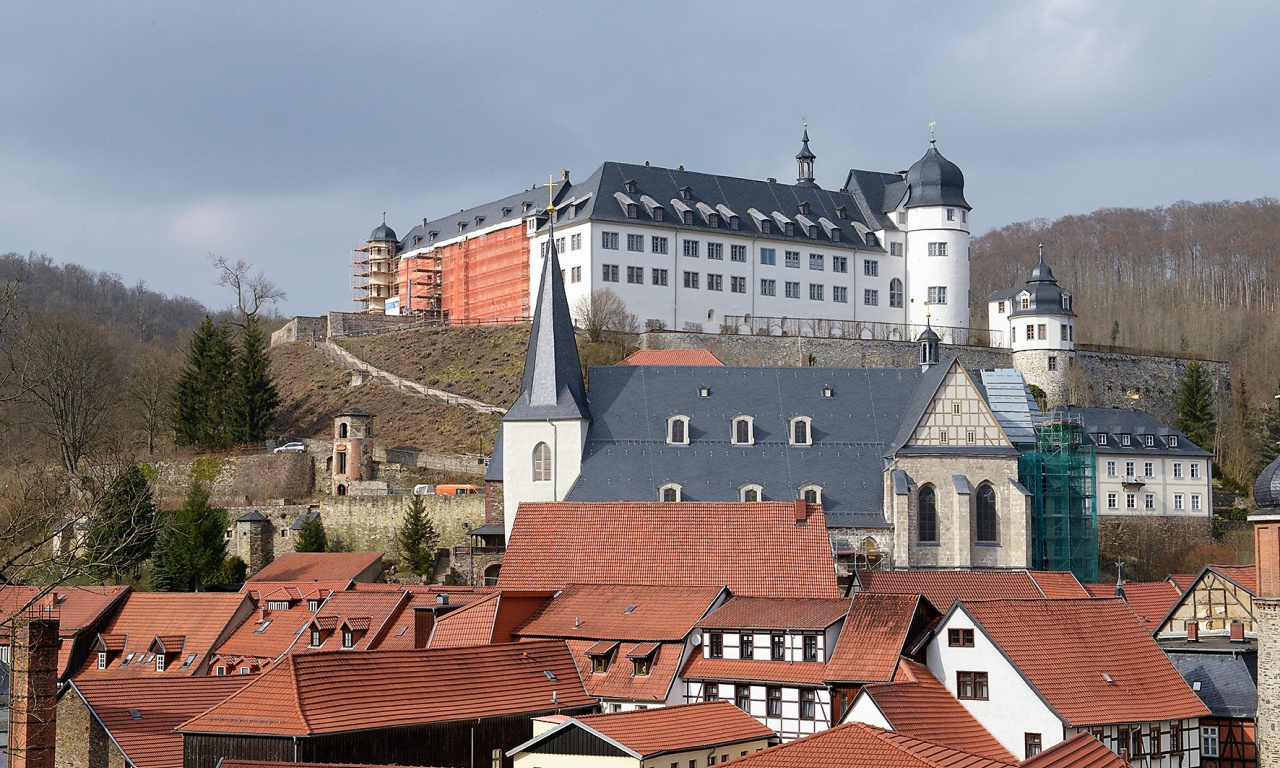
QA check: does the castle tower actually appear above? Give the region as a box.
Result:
[355,219,399,314]
[902,138,971,334]
[500,186,591,539]
[333,408,375,496]
[1251,456,1280,768]
[796,129,816,187]
[999,246,1076,407]
[235,510,272,575]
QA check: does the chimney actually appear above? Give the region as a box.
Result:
[10,606,59,768]
[436,593,449,606]
[1252,496,1280,768]
[794,500,808,524]
[1186,621,1199,642]
[1231,621,1246,642]
[412,607,435,650]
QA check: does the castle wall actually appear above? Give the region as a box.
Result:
[147,454,313,509]
[270,316,327,346]
[639,330,1012,370]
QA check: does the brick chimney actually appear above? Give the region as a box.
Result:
[793,500,809,525]
[9,605,59,768]
[1251,507,1280,768]
[412,607,435,650]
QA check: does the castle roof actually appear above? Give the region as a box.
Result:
[902,143,969,210]
[1256,454,1280,508]
[369,222,397,242]
[1006,248,1075,318]
[1049,406,1213,456]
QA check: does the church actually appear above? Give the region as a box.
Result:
[492,195,1044,573]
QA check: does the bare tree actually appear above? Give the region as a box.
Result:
[124,347,177,455]
[21,315,122,473]
[573,288,639,343]
[208,254,287,321]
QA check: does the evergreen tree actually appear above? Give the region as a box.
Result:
[228,314,279,445]
[149,481,228,591]
[171,316,234,449]
[1173,361,1216,451]
[1261,380,1280,468]
[295,515,327,553]
[397,495,439,577]
[83,463,159,581]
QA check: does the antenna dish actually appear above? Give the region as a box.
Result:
[690,633,702,646]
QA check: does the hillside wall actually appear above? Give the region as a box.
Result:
[270,316,326,346]
[147,454,313,508]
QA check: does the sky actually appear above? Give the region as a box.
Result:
[2,1,1278,316]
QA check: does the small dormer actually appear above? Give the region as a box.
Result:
[149,635,186,672]
[475,216,485,227]
[659,483,683,502]
[667,415,691,446]
[739,484,763,502]
[623,179,638,193]
[501,206,512,217]
[789,416,813,446]
[835,205,847,220]
[785,222,795,236]
[94,633,127,670]
[680,186,693,201]
[627,643,658,676]
[586,641,619,673]
[798,201,811,215]
[309,616,339,648]
[799,485,823,505]
[339,617,370,649]
[457,221,467,233]
[732,416,755,446]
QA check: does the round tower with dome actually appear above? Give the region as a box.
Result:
[987,245,1077,406]
[355,218,399,314]
[898,137,971,334]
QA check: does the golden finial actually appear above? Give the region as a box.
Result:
[929,121,937,144]
[543,173,559,213]
[802,115,808,128]
[923,299,932,323]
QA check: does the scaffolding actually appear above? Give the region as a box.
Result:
[1020,416,1099,583]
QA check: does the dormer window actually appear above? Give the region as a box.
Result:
[457,221,466,233]
[659,483,682,502]
[1144,435,1155,447]
[790,417,813,446]
[653,208,665,222]
[501,207,512,217]
[680,186,693,201]
[310,629,322,647]
[1171,436,1179,447]
[475,216,484,227]
[97,652,107,670]
[624,179,637,193]
[800,485,822,505]
[523,201,532,214]
[761,220,772,234]
[633,657,652,676]
[865,233,877,246]
[667,416,690,446]
[732,416,755,446]
[708,213,720,227]
[836,206,847,220]
[784,222,795,236]
[1121,435,1131,446]
[729,215,740,230]
[155,655,165,672]
[740,484,763,502]
[807,225,818,239]
[798,202,810,215]
[626,203,637,218]
[342,629,354,648]
[1097,433,1108,446]
[1020,296,1030,310]
[429,230,438,241]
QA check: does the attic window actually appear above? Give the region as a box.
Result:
[624,605,637,615]
[708,212,720,227]
[457,222,466,233]
[97,652,106,670]
[544,670,558,681]
[123,653,135,666]
[267,601,290,611]
[822,387,833,398]
[667,416,690,446]
[624,180,637,193]
[729,215,740,230]
[522,201,532,214]
[808,225,818,239]
[680,186,693,200]
[653,208,665,222]
[429,231,438,241]
[501,207,512,217]
[180,653,196,669]
[1171,436,1179,447]
[155,655,165,672]
[836,206,847,219]
[626,203,637,219]
[800,485,822,504]
[310,629,322,647]
[1097,434,1108,446]
[128,710,142,720]
[341,629,354,648]
[790,417,813,446]
[798,202,810,215]
[732,416,755,446]
[784,222,795,236]
[1121,435,1131,446]
[1144,435,1155,447]
[633,656,652,676]
[761,220,772,234]
[254,620,272,634]
[215,666,226,676]
[660,483,682,502]
[698,387,710,398]
[1192,680,1202,691]
[682,210,694,225]
[591,654,610,674]
[740,484,763,503]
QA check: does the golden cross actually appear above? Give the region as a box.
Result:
[929,121,937,142]
[543,174,559,212]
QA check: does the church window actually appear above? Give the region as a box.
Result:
[801,485,821,504]
[928,286,947,305]
[660,484,682,502]
[833,286,848,303]
[532,443,552,482]
[602,231,619,249]
[732,416,755,446]
[918,486,938,544]
[740,484,762,502]
[626,234,643,251]
[889,279,904,308]
[928,242,948,257]
[790,417,812,446]
[976,483,998,543]
[652,236,669,254]
[667,416,690,446]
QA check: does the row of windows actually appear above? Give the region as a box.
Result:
[1104,460,1200,478]
[659,483,822,504]
[703,683,817,720]
[1106,492,1201,511]
[707,632,818,661]
[1023,323,1074,342]
[918,483,998,545]
[595,265,903,305]
[1096,433,1181,449]
[667,415,810,446]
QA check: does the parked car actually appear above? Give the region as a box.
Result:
[273,442,307,454]
[435,484,483,496]
[412,484,435,496]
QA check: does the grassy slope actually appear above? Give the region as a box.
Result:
[270,343,500,455]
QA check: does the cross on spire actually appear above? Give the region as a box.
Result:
[543,174,559,213]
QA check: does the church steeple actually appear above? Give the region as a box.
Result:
[796,127,816,187]
[504,182,589,422]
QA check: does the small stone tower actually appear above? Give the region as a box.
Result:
[1252,456,1280,768]
[235,510,272,575]
[333,408,375,496]
[990,246,1077,407]
[918,322,940,371]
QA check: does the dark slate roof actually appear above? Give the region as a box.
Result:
[884,358,953,456]
[369,222,397,242]
[484,424,504,482]
[397,184,553,253]
[1008,251,1075,319]
[237,511,268,523]
[1166,650,1257,718]
[1050,406,1213,456]
[504,233,589,422]
[336,407,374,419]
[563,365,932,528]
[548,162,882,251]
[290,509,319,531]
[902,144,969,210]
[840,169,906,231]
[1255,455,1280,508]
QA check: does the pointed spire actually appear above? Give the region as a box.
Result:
[1115,559,1126,599]
[796,125,816,186]
[504,196,589,422]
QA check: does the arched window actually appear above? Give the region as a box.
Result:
[532,442,552,482]
[732,416,754,446]
[336,484,347,497]
[660,483,682,502]
[667,416,690,446]
[918,485,938,544]
[889,278,904,308]
[976,483,998,544]
[790,417,812,446]
[338,423,348,439]
[800,485,822,504]
[740,484,763,502]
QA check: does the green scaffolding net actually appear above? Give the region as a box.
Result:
[1019,418,1099,583]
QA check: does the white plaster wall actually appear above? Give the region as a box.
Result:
[501,419,587,539]
[988,300,1012,348]
[927,609,1065,757]
[1010,315,1074,352]
[842,692,892,728]
[903,205,970,331]
[1095,452,1212,518]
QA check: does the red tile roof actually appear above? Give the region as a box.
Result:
[961,598,1210,725]
[1210,564,1257,594]
[681,647,829,686]
[1027,571,1089,598]
[825,593,922,684]
[700,596,850,630]
[427,590,556,648]
[517,584,725,641]
[302,590,408,652]
[0,585,130,677]
[501,502,839,598]
[569,700,773,756]
[619,348,725,366]
[857,570,1046,608]
[567,639,685,701]
[76,592,252,679]
[219,763,443,768]
[177,639,595,736]
[1020,732,1132,768]
[855,659,1016,763]
[244,582,349,603]
[1167,574,1196,592]
[70,676,251,768]
[246,552,383,584]
[726,722,1014,768]
[1084,582,1182,632]
[213,603,316,669]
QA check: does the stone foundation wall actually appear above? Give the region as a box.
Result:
[1256,597,1280,768]
[55,691,121,768]
[640,331,1013,371]
[326,311,423,338]
[146,454,313,508]
[270,316,327,346]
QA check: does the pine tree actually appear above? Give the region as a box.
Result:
[397,495,439,577]
[1261,380,1280,468]
[172,316,235,449]
[1173,361,1216,452]
[229,314,279,445]
[149,481,228,591]
[295,515,327,553]
[83,463,159,582]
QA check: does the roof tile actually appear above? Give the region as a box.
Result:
[571,700,774,757]
[1020,732,1133,768]
[857,570,1045,608]
[1083,582,1181,632]
[517,584,725,641]
[725,721,1014,768]
[246,552,383,584]
[700,596,850,631]
[618,349,725,366]
[825,593,921,684]
[681,647,829,686]
[567,639,683,701]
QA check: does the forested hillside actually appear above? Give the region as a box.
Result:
[970,199,1280,397]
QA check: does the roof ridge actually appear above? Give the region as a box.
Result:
[871,724,1017,768]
